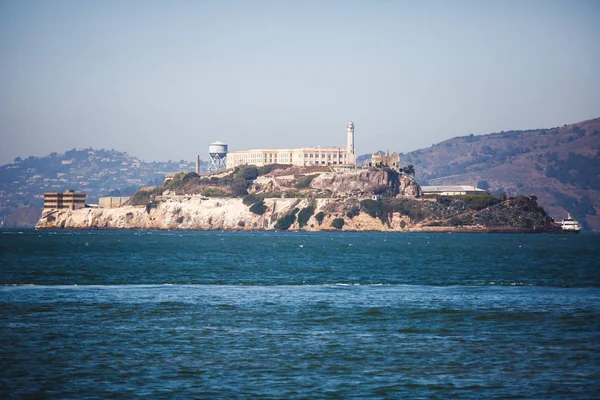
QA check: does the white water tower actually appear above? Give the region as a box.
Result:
[208,141,228,173]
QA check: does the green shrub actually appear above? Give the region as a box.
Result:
[275,213,296,230]
[283,189,303,198]
[130,187,162,206]
[249,200,267,215]
[243,194,262,206]
[201,188,226,197]
[295,174,318,189]
[130,191,151,206]
[315,211,325,225]
[167,172,185,187]
[331,218,345,229]
[360,199,384,219]
[182,172,199,182]
[360,198,426,224]
[346,208,360,219]
[232,179,250,196]
[297,205,315,228]
[261,191,284,198]
[245,166,259,180]
[436,194,501,211]
[235,165,259,180]
[258,164,288,176]
[145,201,159,214]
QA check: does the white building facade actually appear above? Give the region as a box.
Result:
[226,122,356,169]
[421,185,487,196]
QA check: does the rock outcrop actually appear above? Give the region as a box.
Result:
[310,169,421,198]
[36,194,561,233]
[36,197,409,232]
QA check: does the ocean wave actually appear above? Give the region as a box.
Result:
[2,282,599,289]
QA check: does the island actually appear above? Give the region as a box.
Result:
[36,164,565,233]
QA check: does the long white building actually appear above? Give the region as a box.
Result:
[226,122,357,169]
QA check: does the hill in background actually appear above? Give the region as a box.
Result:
[399,117,600,230]
[0,148,205,227]
[3,118,599,230]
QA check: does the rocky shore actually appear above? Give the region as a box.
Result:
[36,197,409,231]
[36,166,563,233]
[36,195,561,233]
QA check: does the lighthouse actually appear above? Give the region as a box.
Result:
[346,121,356,165]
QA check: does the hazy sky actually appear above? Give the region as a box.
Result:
[1,0,599,165]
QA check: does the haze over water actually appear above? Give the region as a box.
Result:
[1,230,599,398]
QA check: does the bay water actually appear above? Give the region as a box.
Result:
[2,230,599,398]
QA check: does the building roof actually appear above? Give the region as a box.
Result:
[421,185,486,193]
[228,146,347,154]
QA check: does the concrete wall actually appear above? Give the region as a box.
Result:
[99,197,131,209]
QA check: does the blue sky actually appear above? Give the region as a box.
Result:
[1,0,599,165]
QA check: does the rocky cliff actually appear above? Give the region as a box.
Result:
[36,197,407,231]
[36,194,561,233]
[310,169,421,197]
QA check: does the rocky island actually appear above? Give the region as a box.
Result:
[36,164,564,233]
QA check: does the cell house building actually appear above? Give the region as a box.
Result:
[225,122,357,169]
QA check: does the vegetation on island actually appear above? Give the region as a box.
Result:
[110,155,563,233]
[295,174,318,189]
[130,187,163,206]
[297,205,315,228]
[275,208,299,231]
[249,200,267,215]
[315,212,325,225]
[331,218,345,229]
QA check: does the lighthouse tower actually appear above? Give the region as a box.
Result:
[346,121,356,165]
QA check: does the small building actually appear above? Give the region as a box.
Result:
[98,196,131,209]
[43,190,87,210]
[421,185,486,196]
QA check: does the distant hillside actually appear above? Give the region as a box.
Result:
[399,117,600,230]
[0,148,204,227]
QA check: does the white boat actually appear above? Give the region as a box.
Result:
[559,213,581,233]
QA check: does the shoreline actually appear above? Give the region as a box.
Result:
[31,225,569,234]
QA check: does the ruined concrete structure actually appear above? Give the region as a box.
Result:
[371,150,400,169]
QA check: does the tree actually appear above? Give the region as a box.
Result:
[315,211,325,225]
[297,206,315,228]
[275,213,296,230]
[249,200,267,215]
[477,181,490,190]
[331,218,345,229]
[14,156,22,163]
[232,180,250,196]
[242,166,259,180]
